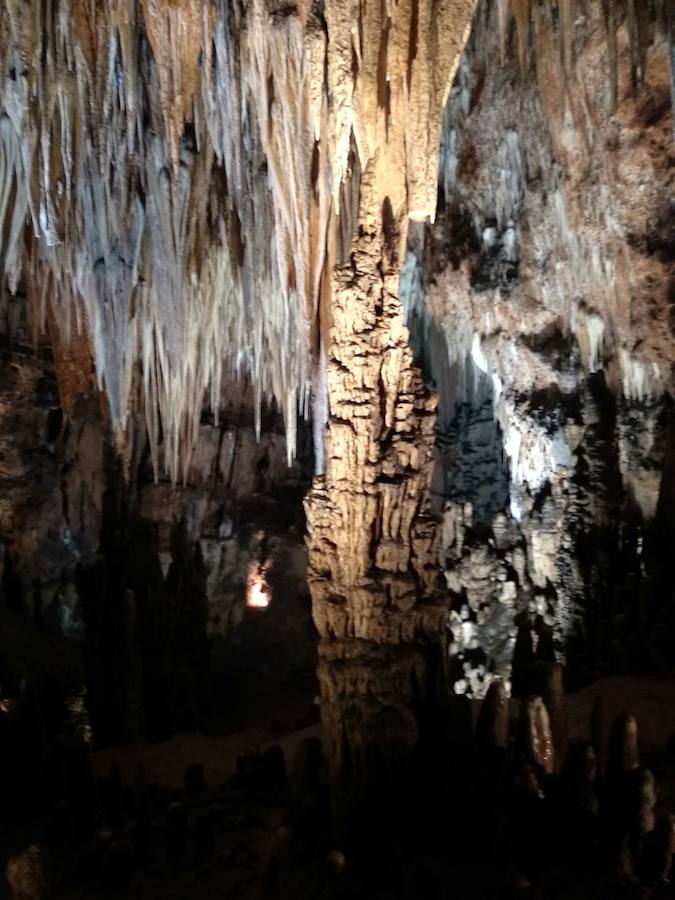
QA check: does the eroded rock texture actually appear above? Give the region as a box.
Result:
[402,0,675,696]
[306,172,445,834]
[305,0,477,833]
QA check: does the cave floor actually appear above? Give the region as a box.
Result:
[91,721,320,791]
[3,676,675,900]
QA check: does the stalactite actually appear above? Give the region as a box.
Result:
[604,0,619,115]
[558,0,577,76]
[626,0,642,93]
[4,0,666,487]
[511,0,531,71]
[668,3,675,142]
[0,0,324,482]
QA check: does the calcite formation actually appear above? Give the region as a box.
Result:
[0,0,479,821]
[0,0,474,483]
[3,0,675,836]
[402,0,675,696]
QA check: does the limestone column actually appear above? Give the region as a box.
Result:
[304,0,477,837]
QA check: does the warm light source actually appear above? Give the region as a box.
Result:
[246,561,271,609]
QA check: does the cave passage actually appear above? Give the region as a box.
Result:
[1,1,675,898]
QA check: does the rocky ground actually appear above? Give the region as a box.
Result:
[3,673,675,900]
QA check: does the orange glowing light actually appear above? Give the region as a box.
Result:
[246,562,271,609]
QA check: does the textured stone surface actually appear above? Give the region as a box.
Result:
[401,1,675,696]
[302,0,478,826]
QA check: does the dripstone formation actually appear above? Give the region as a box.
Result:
[0,0,479,826]
[1,0,675,884]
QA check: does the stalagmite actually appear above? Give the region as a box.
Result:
[476,678,510,752]
[561,740,599,825]
[528,661,567,769]
[639,813,675,885]
[607,710,641,782]
[517,695,555,775]
[603,711,657,876]
[5,846,49,900]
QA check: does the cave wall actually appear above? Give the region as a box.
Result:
[0,298,313,744]
[401,0,675,696]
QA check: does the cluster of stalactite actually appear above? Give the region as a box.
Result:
[0,1,673,480]
[499,0,674,100]
[0,0,330,481]
[0,0,478,483]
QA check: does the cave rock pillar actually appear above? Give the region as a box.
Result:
[305,0,477,837]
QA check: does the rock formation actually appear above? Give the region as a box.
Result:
[1,0,675,844]
[402,0,675,697]
[0,0,480,826]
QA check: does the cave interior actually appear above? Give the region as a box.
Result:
[0,1,675,898]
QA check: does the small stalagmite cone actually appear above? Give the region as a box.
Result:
[325,849,347,876]
[6,845,49,900]
[608,764,658,878]
[622,766,659,877]
[518,695,555,775]
[608,710,640,784]
[475,679,509,754]
[530,661,567,768]
[562,739,599,814]
[640,813,675,884]
[635,767,657,837]
[604,710,642,859]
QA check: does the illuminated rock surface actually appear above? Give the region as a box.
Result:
[0,0,675,874]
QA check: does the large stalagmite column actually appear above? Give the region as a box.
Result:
[305,174,446,834]
[306,0,477,834]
